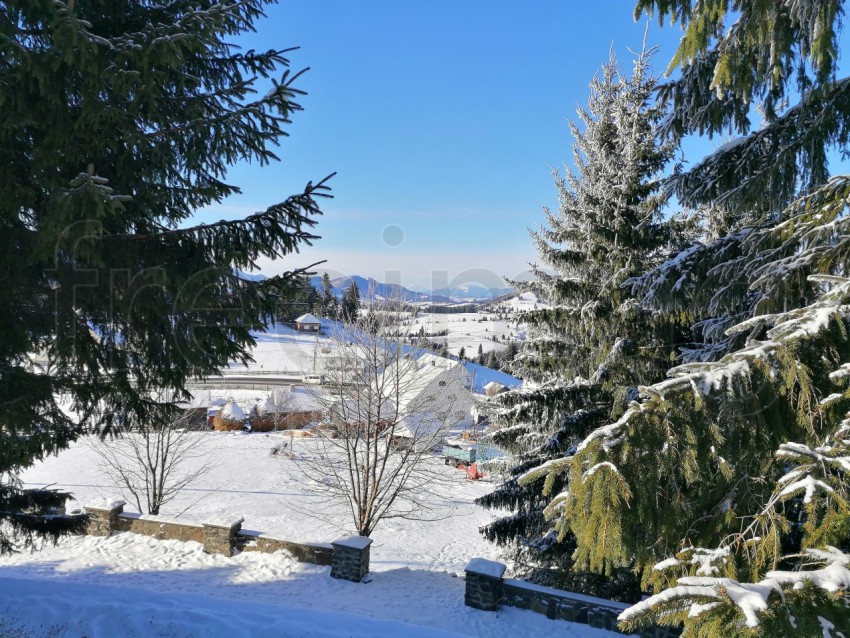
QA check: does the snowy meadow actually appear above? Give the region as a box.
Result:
[0,433,622,638]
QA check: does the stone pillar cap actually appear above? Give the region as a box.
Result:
[331,536,373,550]
[465,558,507,578]
[84,498,126,511]
[203,516,245,529]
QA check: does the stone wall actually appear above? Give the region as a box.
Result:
[502,578,627,632]
[84,502,685,633]
[203,517,244,557]
[464,558,506,611]
[83,500,336,567]
[236,532,333,566]
[85,499,126,536]
[116,513,204,543]
[464,558,681,638]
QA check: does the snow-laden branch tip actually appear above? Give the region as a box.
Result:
[777,475,834,504]
[620,547,850,629]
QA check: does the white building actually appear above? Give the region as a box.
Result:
[383,352,475,447]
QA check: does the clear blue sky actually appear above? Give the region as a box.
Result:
[198,1,697,290]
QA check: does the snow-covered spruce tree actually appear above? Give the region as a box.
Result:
[593,204,850,636]
[320,272,338,319]
[476,47,692,600]
[521,2,850,635]
[341,280,361,321]
[0,1,328,553]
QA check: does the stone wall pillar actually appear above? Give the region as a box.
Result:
[84,499,125,537]
[464,558,507,611]
[330,536,372,582]
[203,517,244,557]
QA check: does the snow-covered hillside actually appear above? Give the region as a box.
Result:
[391,292,544,360]
[431,283,514,302]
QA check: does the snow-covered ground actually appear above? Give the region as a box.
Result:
[20,434,501,568]
[1,433,621,637]
[223,323,326,374]
[0,535,617,638]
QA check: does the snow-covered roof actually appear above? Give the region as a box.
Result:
[183,388,323,416]
[392,403,473,441]
[267,386,323,413]
[295,313,321,324]
[383,354,471,419]
[483,381,505,390]
[461,360,521,394]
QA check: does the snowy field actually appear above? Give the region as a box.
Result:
[402,312,523,358]
[20,433,504,571]
[223,323,326,374]
[397,293,543,359]
[0,433,621,637]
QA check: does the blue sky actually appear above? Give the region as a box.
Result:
[198,1,698,290]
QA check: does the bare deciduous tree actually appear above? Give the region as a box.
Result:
[295,301,476,537]
[88,410,212,515]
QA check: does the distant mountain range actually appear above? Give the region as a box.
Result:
[235,270,512,303]
[308,275,513,303]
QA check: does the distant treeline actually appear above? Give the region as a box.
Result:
[419,304,478,314]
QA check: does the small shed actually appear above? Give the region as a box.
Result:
[294,313,321,333]
[483,381,508,397]
[252,387,323,431]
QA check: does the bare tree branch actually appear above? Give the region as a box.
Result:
[292,295,476,537]
[88,406,213,515]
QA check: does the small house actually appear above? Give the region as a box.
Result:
[294,313,321,333]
